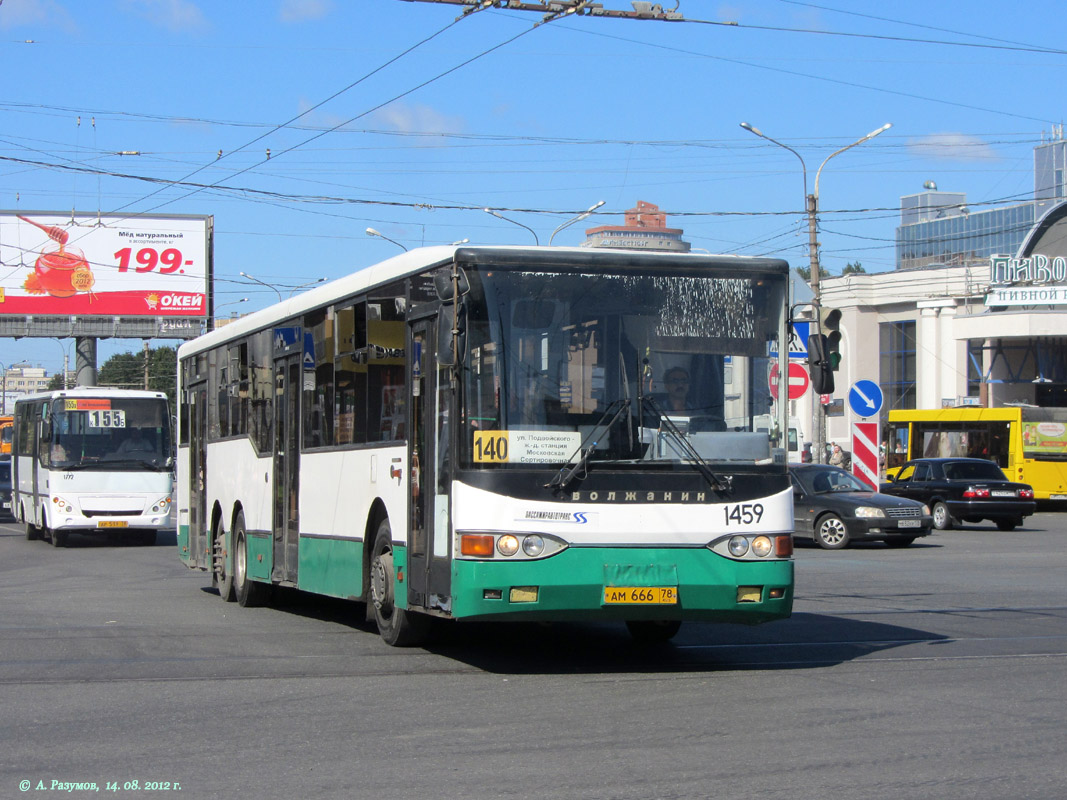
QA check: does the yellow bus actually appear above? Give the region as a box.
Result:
[0,415,12,456]
[885,407,1067,501]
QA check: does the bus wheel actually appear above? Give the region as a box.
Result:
[369,519,430,647]
[214,524,235,602]
[626,620,681,644]
[25,517,40,541]
[932,502,953,531]
[815,514,850,549]
[234,515,267,608]
[49,527,67,548]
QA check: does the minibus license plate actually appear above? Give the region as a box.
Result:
[98,520,128,528]
[603,586,677,604]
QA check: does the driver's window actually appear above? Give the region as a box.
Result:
[913,463,930,482]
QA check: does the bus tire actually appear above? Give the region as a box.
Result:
[214,523,235,602]
[369,518,430,647]
[234,515,267,608]
[626,619,681,644]
[815,514,850,549]
[49,527,67,548]
[932,501,953,531]
[25,517,40,541]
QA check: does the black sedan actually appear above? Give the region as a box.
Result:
[880,457,1036,531]
[791,464,932,549]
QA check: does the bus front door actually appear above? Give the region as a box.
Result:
[407,317,452,612]
[273,355,301,584]
[188,382,209,569]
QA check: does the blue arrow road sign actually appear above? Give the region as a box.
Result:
[848,380,884,418]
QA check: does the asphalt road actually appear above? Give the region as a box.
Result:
[1,514,1065,800]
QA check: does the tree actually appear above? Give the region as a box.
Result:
[795,264,830,281]
[98,346,177,407]
[842,261,867,275]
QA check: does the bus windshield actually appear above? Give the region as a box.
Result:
[462,265,786,469]
[49,397,172,470]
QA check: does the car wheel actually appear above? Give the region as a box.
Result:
[932,501,953,531]
[815,514,850,549]
[885,536,916,547]
[995,518,1019,531]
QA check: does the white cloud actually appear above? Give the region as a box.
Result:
[280,0,332,23]
[908,133,999,163]
[0,0,76,32]
[119,0,208,33]
[374,103,465,136]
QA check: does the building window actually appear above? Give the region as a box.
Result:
[880,321,916,412]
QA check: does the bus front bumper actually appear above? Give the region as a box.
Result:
[447,546,793,624]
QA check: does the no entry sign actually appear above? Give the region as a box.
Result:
[769,362,810,400]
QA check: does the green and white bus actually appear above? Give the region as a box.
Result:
[176,246,795,645]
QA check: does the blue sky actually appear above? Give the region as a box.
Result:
[2,0,1065,374]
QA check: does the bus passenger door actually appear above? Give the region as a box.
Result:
[272,355,301,584]
[407,317,452,611]
[188,382,209,568]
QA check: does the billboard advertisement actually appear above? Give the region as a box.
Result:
[0,212,210,318]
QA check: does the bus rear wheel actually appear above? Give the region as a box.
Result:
[234,514,268,608]
[25,515,40,541]
[214,523,235,602]
[369,519,430,647]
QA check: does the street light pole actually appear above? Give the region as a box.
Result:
[365,227,408,252]
[549,200,604,245]
[484,208,539,245]
[740,122,891,463]
[239,271,282,302]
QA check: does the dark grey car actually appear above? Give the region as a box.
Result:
[792,464,932,549]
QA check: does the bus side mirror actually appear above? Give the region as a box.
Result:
[436,303,467,367]
[433,267,470,301]
[807,333,835,395]
[41,420,52,443]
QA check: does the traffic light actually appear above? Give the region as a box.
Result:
[807,331,834,395]
[822,307,842,371]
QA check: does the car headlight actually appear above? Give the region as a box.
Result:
[854,506,886,518]
[922,504,931,515]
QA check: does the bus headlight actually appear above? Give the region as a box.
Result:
[150,496,172,514]
[854,506,886,518]
[728,536,750,557]
[751,536,773,557]
[52,496,74,513]
[497,535,520,557]
[521,535,545,557]
[458,532,567,560]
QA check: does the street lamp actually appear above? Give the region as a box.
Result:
[484,208,539,245]
[239,271,282,302]
[286,277,327,297]
[53,338,73,390]
[366,227,407,252]
[549,200,604,246]
[740,121,891,463]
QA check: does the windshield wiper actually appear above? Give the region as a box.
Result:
[644,396,731,494]
[545,399,630,491]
